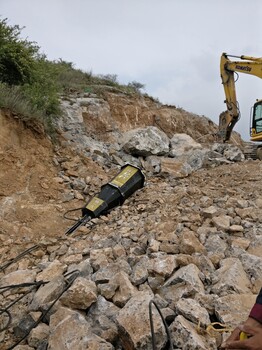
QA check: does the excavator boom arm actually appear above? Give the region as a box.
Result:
[218,53,262,142]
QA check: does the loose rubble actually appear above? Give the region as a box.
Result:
[0,92,261,350]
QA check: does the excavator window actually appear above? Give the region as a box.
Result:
[253,102,262,133]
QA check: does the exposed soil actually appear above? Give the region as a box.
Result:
[0,105,260,270]
[0,99,261,349]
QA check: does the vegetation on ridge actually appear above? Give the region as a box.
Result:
[0,18,145,135]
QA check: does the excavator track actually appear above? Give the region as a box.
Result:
[243,142,262,160]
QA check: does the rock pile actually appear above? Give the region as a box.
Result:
[0,94,261,350]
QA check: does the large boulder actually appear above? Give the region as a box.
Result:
[160,149,210,178]
[169,133,202,158]
[121,126,170,156]
[212,143,244,162]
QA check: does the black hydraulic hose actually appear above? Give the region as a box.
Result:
[0,281,48,334]
[6,270,80,350]
[0,308,11,332]
[63,206,85,221]
[149,300,173,350]
[65,214,92,235]
[0,244,40,272]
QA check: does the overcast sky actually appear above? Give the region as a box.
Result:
[1,0,262,141]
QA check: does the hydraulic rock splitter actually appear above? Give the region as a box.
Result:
[65,164,145,235]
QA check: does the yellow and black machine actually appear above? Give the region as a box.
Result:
[65,164,145,235]
[218,53,262,158]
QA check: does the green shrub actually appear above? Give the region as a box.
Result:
[0,83,33,114]
[0,19,62,134]
[0,18,39,85]
[23,58,61,116]
[0,82,60,135]
[52,59,93,91]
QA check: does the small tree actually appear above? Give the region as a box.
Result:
[128,80,145,92]
[98,74,118,86]
[0,18,39,85]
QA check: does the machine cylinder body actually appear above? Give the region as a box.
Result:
[82,164,145,218]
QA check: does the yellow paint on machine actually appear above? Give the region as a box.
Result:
[86,197,105,211]
[110,165,138,187]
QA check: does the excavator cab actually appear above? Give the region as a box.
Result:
[250,99,262,141]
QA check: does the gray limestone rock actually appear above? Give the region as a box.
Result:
[116,291,166,350]
[121,126,170,156]
[211,258,252,296]
[0,269,37,294]
[240,253,262,293]
[29,276,66,311]
[60,277,97,309]
[164,264,205,294]
[48,306,113,350]
[169,133,202,158]
[215,294,257,328]
[169,315,217,350]
[176,298,211,327]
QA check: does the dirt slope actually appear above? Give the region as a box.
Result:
[0,99,258,273]
[0,97,261,349]
[0,109,104,249]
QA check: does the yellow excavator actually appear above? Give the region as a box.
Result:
[218,52,262,158]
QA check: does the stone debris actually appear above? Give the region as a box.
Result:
[175,298,211,327]
[116,291,166,350]
[0,93,260,350]
[60,277,97,309]
[169,315,217,349]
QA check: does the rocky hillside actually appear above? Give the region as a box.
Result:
[0,91,261,350]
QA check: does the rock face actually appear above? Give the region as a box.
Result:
[0,92,258,350]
